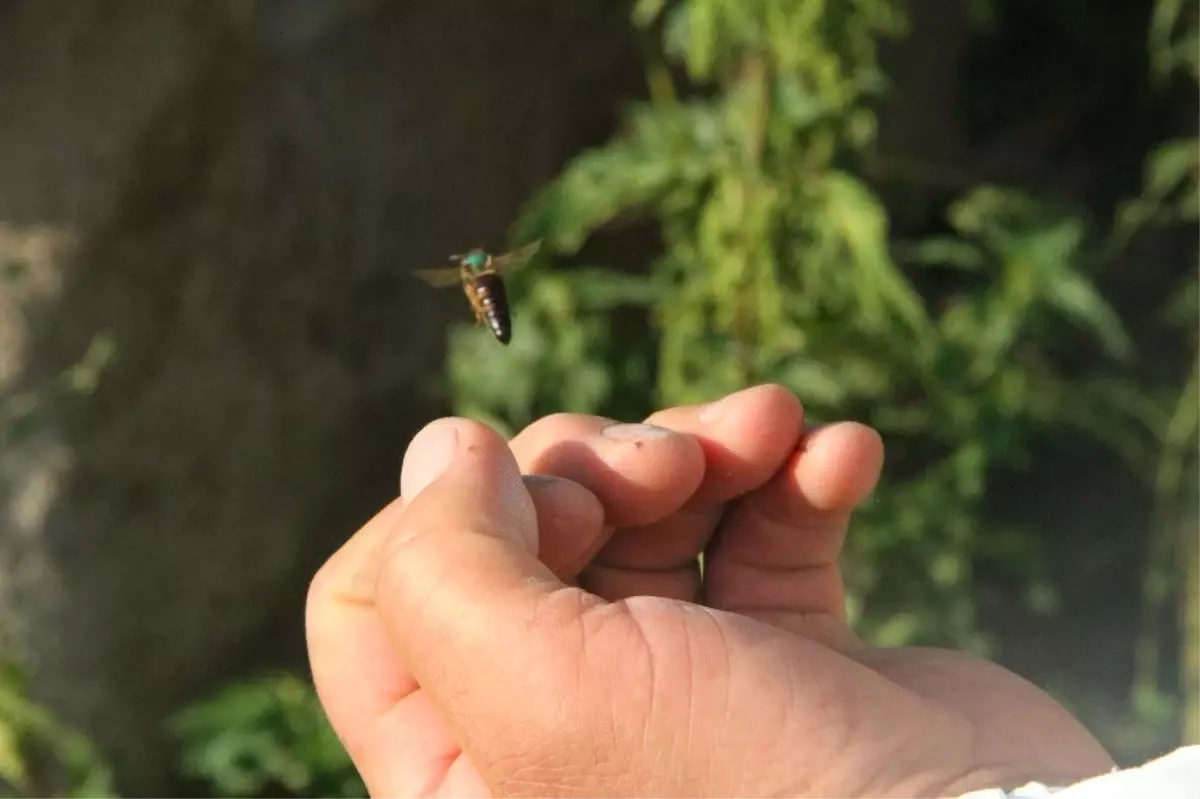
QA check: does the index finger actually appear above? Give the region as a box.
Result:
[510,414,705,528]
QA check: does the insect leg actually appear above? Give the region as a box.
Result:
[465,284,486,325]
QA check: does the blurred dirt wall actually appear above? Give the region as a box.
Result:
[0,0,641,792]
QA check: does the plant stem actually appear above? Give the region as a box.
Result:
[731,53,770,387]
[1176,358,1200,744]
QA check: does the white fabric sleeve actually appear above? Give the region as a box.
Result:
[954,745,1200,798]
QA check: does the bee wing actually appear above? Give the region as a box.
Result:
[489,239,543,273]
[412,267,464,287]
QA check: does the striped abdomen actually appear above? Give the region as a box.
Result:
[471,272,512,344]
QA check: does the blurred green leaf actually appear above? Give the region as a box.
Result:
[171,674,364,799]
[902,237,985,271]
[0,662,117,798]
[1,257,30,284]
[1042,270,1133,360]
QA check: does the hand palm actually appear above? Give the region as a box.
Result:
[402,582,1102,798]
[595,600,1103,797]
[309,387,1112,798]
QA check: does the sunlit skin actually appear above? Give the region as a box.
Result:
[306,385,1115,797]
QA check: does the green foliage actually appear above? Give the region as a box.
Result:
[0,662,116,798]
[2,241,121,798]
[169,673,364,799]
[1123,0,1200,748]
[448,0,1164,652]
[1148,0,1200,82]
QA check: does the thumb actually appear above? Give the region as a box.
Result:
[379,419,602,783]
[398,416,539,552]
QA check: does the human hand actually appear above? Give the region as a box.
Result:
[306,385,1115,797]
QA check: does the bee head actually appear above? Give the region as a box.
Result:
[460,250,489,272]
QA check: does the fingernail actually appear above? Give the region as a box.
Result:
[600,422,674,440]
[400,421,460,497]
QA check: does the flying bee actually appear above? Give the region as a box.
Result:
[412,240,541,345]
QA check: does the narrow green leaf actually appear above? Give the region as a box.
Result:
[1043,270,1134,360]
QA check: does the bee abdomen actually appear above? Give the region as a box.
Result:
[471,273,512,344]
